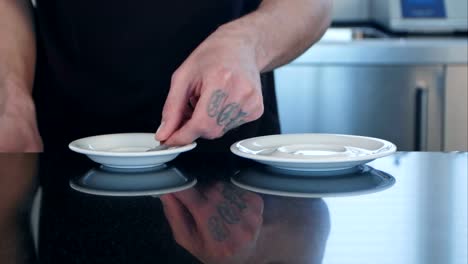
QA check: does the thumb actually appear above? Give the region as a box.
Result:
[155,76,190,142]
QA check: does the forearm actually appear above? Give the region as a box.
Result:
[220,0,332,72]
[0,0,36,112]
[0,154,38,263]
[0,0,42,152]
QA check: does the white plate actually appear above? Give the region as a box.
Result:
[70,165,196,197]
[69,133,196,169]
[230,134,396,171]
[231,165,395,198]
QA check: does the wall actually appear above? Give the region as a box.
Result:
[332,0,371,22]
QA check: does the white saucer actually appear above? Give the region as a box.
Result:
[231,165,395,198]
[69,133,196,169]
[70,165,196,196]
[230,134,396,171]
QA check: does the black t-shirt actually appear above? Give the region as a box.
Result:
[33,0,280,152]
[33,1,280,263]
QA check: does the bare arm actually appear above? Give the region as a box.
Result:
[0,0,42,152]
[222,0,333,72]
[156,0,332,145]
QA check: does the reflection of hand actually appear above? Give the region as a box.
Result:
[155,26,264,146]
[160,183,264,264]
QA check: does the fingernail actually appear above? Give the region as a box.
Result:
[155,121,165,137]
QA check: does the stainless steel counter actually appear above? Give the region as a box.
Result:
[291,28,468,65]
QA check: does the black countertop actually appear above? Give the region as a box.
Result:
[0,152,467,264]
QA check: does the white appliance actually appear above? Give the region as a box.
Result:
[371,0,468,33]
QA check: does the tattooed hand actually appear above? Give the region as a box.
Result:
[155,26,264,146]
[160,183,264,264]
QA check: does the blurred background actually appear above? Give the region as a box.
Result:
[274,0,468,151]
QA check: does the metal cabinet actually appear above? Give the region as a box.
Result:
[274,65,445,151]
[444,66,468,151]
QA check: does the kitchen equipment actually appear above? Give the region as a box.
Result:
[230,134,396,171]
[273,24,468,151]
[146,144,172,151]
[68,133,196,169]
[275,64,446,151]
[371,0,468,33]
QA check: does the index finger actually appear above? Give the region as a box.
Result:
[171,187,207,213]
[162,118,203,146]
[163,89,221,145]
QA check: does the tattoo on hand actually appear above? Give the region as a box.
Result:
[208,216,230,242]
[217,103,240,126]
[217,202,241,224]
[207,90,227,117]
[206,89,249,133]
[223,116,246,133]
[222,185,247,211]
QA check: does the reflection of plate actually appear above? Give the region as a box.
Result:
[70,165,196,197]
[230,134,396,171]
[231,165,395,198]
[68,133,196,169]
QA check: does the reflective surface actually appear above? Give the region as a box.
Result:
[232,165,395,198]
[0,152,466,264]
[70,165,196,197]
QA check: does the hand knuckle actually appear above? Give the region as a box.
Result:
[215,66,234,82]
[252,95,264,116]
[204,125,224,139]
[190,125,203,136]
[201,187,218,200]
[242,228,257,242]
[204,129,221,140]
[241,217,262,239]
[250,194,264,209]
[238,90,252,102]
[189,114,203,124]
[256,104,265,118]
[253,213,264,227]
[198,204,214,217]
[253,93,264,106]
[248,107,263,121]
[171,68,184,83]
[188,117,207,133]
[220,245,237,258]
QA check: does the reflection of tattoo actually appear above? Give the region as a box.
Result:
[217,202,241,224]
[222,185,247,211]
[208,216,230,242]
[207,90,227,117]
